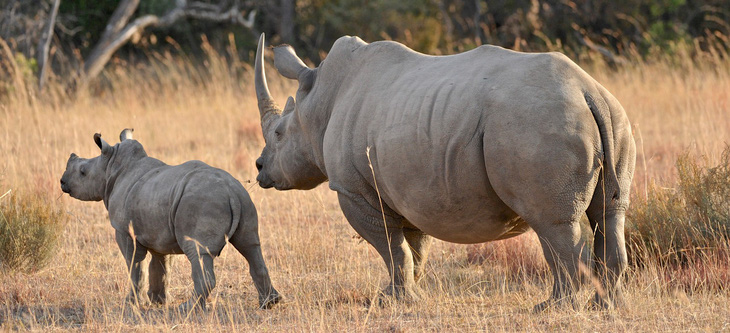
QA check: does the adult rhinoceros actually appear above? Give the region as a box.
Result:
[253,33,635,310]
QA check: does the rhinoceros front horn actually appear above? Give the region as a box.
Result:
[254,33,282,130]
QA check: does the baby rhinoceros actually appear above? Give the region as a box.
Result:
[60,129,281,311]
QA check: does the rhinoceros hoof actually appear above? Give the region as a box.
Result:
[373,285,423,306]
[177,298,207,315]
[258,292,283,309]
[532,297,579,313]
[588,290,624,311]
[124,293,150,307]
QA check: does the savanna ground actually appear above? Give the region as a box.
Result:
[1,43,729,331]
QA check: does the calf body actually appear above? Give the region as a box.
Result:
[61,129,280,310]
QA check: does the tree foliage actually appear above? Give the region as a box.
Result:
[1,0,728,74]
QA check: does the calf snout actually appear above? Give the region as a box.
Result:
[60,178,70,193]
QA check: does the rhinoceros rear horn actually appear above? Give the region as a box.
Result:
[94,133,112,155]
[120,128,134,141]
[255,33,281,123]
[273,45,311,80]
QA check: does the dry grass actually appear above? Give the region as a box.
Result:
[1,42,729,330]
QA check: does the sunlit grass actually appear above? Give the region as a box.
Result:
[0,39,729,330]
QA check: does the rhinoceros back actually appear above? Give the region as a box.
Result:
[112,159,246,253]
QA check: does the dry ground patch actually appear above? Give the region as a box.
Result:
[0,53,729,330]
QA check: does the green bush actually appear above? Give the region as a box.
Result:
[627,149,730,266]
[0,191,66,273]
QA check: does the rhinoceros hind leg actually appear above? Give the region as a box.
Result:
[179,246,216,311]
[229,229,282,309]
[531,221,585,312]
[337,193,422,304]
[115,230,149,306]
[586,190,628,310]
[403,227,432,283]
[148,253,170,305]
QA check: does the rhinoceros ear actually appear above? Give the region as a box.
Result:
[282,96,296,115]
[119,128,134,141]
[94,133,112,155]
[274,45,314,90]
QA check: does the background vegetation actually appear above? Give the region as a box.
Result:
[0,0,729,330]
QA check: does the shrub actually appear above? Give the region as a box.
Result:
[0,191,66,273]
[627,148,730,289]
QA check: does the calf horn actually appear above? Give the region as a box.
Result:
[255,33,282,131]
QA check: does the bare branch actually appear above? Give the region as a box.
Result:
[99,0,142,46]
[82,15,160,83]
[77,0,256,91]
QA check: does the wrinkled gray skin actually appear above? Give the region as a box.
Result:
[61,129,281,311]
[254,33,635,311]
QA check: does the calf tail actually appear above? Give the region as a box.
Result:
[227,192,242,240]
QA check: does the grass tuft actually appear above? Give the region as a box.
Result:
[627,148,730,289]
[0,191,66,273]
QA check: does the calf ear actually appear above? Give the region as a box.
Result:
[119,128,134,141]
[93,133,112,155]
[274,45,314,91]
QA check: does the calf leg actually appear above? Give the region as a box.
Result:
[115,230,148,306]
[179,244,216,312]
[229,228,281,309]
[338,193,420,302]
[148,253,170,305]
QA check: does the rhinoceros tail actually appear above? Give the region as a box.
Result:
[227,195,241,240]
[585,92,620,201]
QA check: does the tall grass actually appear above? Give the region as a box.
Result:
[0,191,65,273]
[0,37,728,330]
[627,150,730,290]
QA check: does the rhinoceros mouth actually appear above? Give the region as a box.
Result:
[60,179,71,194]
[257,174,275,189]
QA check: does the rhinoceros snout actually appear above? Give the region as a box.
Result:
[257,176,274,189]
[60,179,70,193]
[255,157,263,172]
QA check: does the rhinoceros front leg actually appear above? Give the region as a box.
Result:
[148,253,170,305]
[115,230,149,306]
[337,193,421,302]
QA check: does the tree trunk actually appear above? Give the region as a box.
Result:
[37,0,61,92]
[279,0,295,45]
